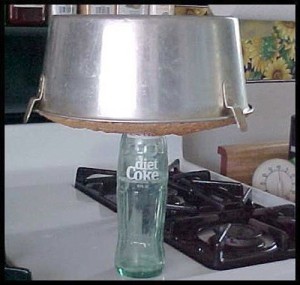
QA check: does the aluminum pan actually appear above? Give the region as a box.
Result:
[32,15,251,123]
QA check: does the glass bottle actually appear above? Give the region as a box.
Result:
[115,134,168,278]
[288,114,295,164]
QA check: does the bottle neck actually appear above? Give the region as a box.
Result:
[126,133,164,139]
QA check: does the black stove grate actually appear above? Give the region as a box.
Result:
[74,159,295,270]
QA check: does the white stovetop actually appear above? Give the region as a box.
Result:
[5,123,295,280]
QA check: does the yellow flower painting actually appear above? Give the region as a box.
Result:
[264,58,292,80]
[284,41,295,61]
[241,39,252,68]
[274,21,295,41]
[240,20,295,81]
[172,8,295,82]
[247,37,279,73]
[171,8,296,82]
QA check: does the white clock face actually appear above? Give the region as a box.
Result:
[252,158,295,202]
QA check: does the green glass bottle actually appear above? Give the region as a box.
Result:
[115,134,168,278]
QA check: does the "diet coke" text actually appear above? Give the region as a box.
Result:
[126,158,159,181]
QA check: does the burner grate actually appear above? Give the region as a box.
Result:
[73,159,295,270]
[75,167,117,212]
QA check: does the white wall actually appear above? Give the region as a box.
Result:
[183,82,295,172]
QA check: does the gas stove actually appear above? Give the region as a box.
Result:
[74,160,295,271]
[5,123,296,280]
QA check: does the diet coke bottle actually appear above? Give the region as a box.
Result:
[114,134,168,278]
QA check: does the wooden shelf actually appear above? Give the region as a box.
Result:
[218,141,289,186]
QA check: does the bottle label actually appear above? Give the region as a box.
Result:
[126,158,159,181]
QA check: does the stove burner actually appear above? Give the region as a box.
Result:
[223,224,263,248]
[74,159,295,271]
[197,223,264,247]
[198,223,276,252]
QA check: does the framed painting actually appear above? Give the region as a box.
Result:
[240,20,295,82]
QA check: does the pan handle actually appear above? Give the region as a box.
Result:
[222,81,250,132]
[23,74,45,123]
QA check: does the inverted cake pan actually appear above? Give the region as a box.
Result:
[24,15,253,133]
